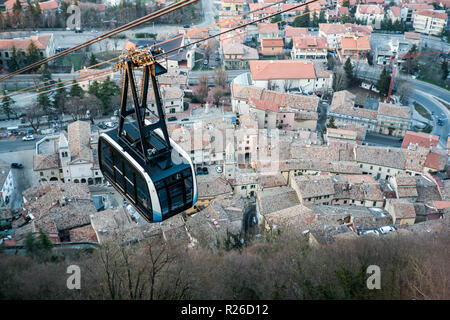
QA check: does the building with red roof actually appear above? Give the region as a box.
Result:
[260,38,284,56]
[249,60,332,94]
[401,131,440,149]
[355,5,385,29]
[339,35,371,62]
[413,9,448,35]
[0,35,55,71]
[291,35,328,60]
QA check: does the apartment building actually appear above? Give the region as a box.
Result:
[413,10,447,36]
[290,35,328,60]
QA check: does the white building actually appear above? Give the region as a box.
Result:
[248,60,332,94]
[413,10,447,36]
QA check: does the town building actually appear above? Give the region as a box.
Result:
[355,4,385,29]
[0,34,55,70]
[260,38,284,57]
[401,131,440,149]
[221,41,258,70]
[33,121,104,185]
[147,87,184,114]
[338,34,371,63]
[247,60,333,94]
[412,10,447,36]
[290,35,328,60]
[328,90,411,138]
[385,198,416,225]
[290,175,335,205]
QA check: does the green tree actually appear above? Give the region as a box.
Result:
[37,91,51,113]
[88,80,100,96]
[24,232,37,257]
[271,14,281,24]
[90,77,120,111]
[319,10,326,23]
[89,53,98,67]
[293,5,310,28]
[7,46,21,71]
[327,116,337,129]
[39,63,52,82]
[33,0,41,26]
[441,60,448,80]
[36,229,53,251]
[70,79,84,97]
[344,58,354,85]
[342,0,350,7]
[25,41,41,72]
[53,79,67,112]
[312,11,319,28]
[1,89,14,120]
[376,67,392,96]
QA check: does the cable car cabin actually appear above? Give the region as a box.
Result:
[98,122,197,223]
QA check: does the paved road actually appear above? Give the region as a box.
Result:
[188,69,248,85]
[364,133,402,148]
[0,138,40,153]
[412,90,449,148]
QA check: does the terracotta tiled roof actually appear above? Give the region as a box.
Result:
[257,186,300,215]
[231,83,319,112]
[292,35,327,50]
[386,199,416,219]
[390,6,401,17]
[39,0,58,11]
[340,35,371,51]
[377,103,411,120]
[319,23,348,35]
[33,153,60,171]
[0,35,51,51]
[292,175,336,199]
[68,121,93,164]
[406,4,434,10]
[285,26,309,38]
[258,23,279,35]
[357,4,385,15]
[249,60,316,80]
[261,38,284,48]
[424,147,447,171]
[249,97,279,112]
[416,9,448,20]
[329,90,378,120]
[404,32,421,40]
[401,131,439,149]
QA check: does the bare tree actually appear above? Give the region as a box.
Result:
[333,68,348,92]
[214,67,228,89]
[396,80,412,105]
[212,87,225,107]
[24,104,44,132]
[195,74,209,104]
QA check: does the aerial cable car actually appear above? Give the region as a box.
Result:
[98,48,197,223]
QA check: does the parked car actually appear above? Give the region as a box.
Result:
[11,163,23,169]
[22,135,35,141]
[98,123,108,129]
[181,118,189,121]
[196,167,203,175]
[378,226,397,234]
[168,116,177,122]
[359,229,380,236]
[215,165,223,173]
[202,167,209,175]
[203,60,208,66]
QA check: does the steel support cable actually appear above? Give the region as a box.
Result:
[12,0,332,101]
[1,0,289,99]
[152,0,322,59]
[0,0,198,83]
